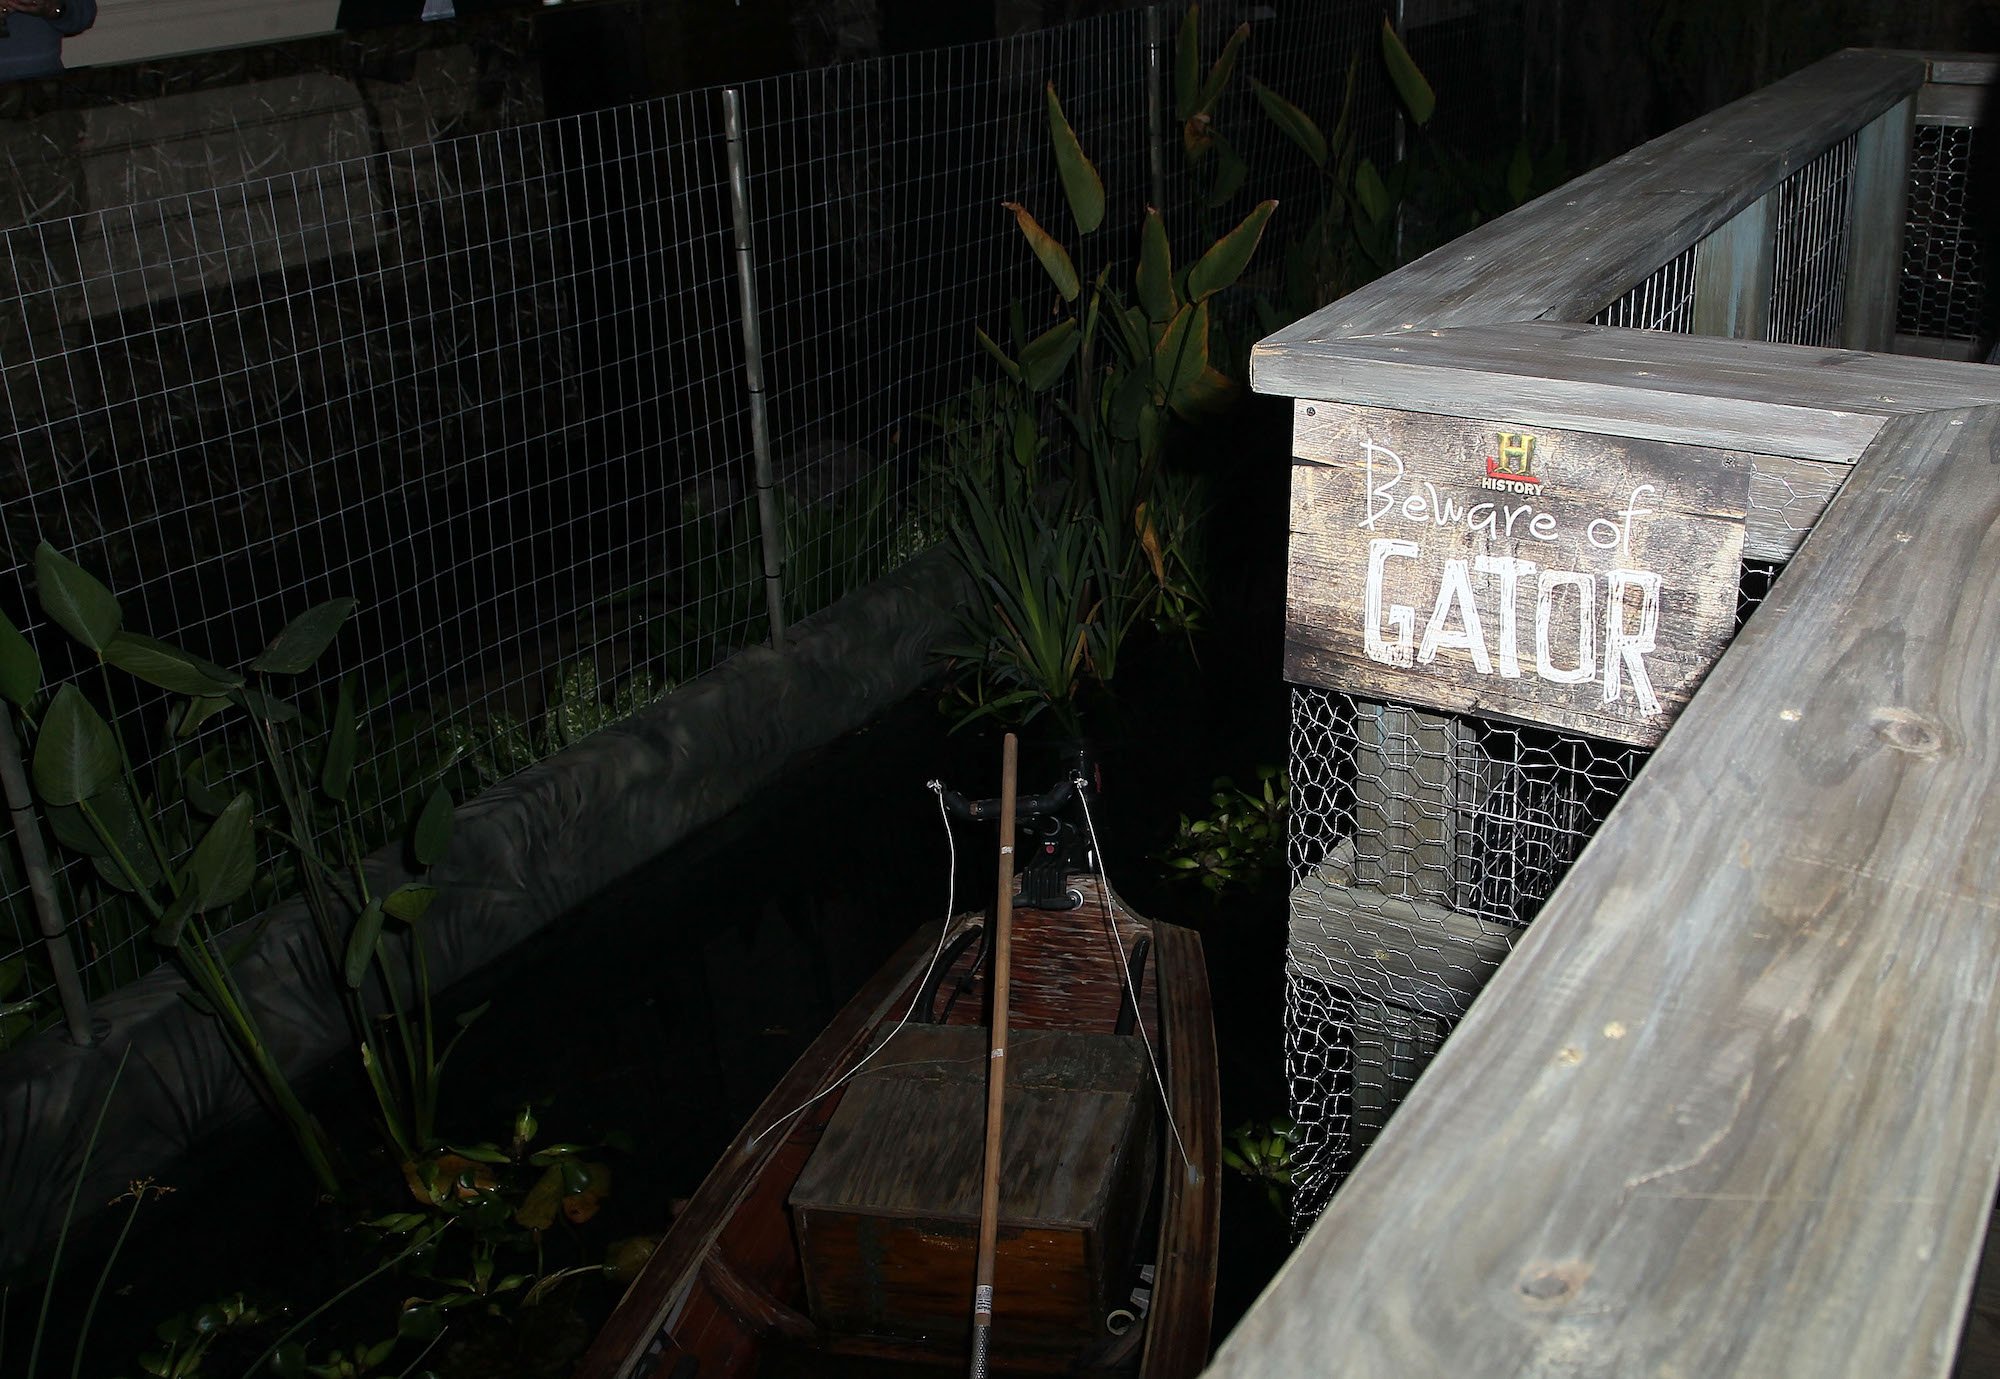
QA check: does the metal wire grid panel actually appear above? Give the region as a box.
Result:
[1766,131,1858,347]
[730,9,1155,625]
[0,5,1532,1036]
[1591,243,1699,333]
[1900,121,1984,343]
[0,101,749,1014]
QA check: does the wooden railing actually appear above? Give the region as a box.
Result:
[1224,48,2000,1378]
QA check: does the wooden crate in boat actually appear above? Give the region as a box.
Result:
[789,1023,1154,1359]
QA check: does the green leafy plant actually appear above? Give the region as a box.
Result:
[1160,767,1290,894]
[1223,1117,1297,1213]
[7,544,475,1193]
[942,45,1273,730]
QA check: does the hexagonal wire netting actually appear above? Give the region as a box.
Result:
[1902,120,1985,343]
[1278,161,1840,1230]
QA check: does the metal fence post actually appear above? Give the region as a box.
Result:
[722,86,789,647]
[0,712,91,1045]
[1144,4,1168,215]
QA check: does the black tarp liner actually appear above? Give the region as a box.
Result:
[0,549,969,1269]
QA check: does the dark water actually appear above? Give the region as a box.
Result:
[13,403,1299,1376]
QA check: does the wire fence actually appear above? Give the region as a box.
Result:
[1279,102,1868,1231]
[0,3,1438,1045]
[1902,119,1985,345]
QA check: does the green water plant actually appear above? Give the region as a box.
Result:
[1160,767,1290,895]
[9,544,472,1192]
[1223,1116,1297,1214]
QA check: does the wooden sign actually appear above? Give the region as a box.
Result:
[1285,404,1752,746]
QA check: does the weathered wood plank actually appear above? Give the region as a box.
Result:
[1289,865,1516,1022]
[1691,192,1775,340]
[1295,400,1845,563]
[1842,96,1915,352]
[1255,49,1923,348]
[1286,407,1751,746]
[1260,321,2000,460]
[1205,404,2000,1379]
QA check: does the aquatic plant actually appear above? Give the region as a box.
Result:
[1160,767,1290,896]
[1223,1117,1297,1214]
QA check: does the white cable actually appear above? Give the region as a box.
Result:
[749,781,963,1145]
[1074,777,1193,1173]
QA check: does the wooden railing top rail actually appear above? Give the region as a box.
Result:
[1253,48,1922,347]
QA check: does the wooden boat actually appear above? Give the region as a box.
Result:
[575,781,1220,1379]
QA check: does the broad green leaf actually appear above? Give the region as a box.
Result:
[1136,209,1177,325]
[1355,158,1391,228]
[104,632,242,697]
[1002,201,1079,303]
[1202,131,1248,208]
[343,897,385,989]
[187,793,255,912]
[413,784,454,867]
[1252,78,1326,169]
[0,608,40,708]
[446,1141,512,1165]
[1193,22,1247,118]
[32,685,120,806]
[1381,17,1436,127]
[455,999,491,1030]
[1153,301,1211,403]
[153,892,196,948]
[35,543,121,653]
[1045,84,1104,235]
[173,694,232,739]
[974,327,1023,383]
[86,782,159,890]
[250,598,356,675]
[1173,4,1201,121]
[322,678,357,802]
[384,883,438,924]
[1019,319,1080,393]
[230,686,299,724]
[1188,199,1278,302]
[1169,364,1238,421]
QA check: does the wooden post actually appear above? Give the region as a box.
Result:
[1348,701,1490,909]
[968,732,1019,1379]
[1841,93,1916,352]
[1691,191,1777,340]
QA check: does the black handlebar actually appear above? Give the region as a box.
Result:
[938,775,1083,824]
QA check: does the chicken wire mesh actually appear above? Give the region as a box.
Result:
[1901,120,1985,344]
[1282,557,1784,1232]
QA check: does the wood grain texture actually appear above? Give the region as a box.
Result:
[1205,405,2000,1379]
[1138,923,1221,1379]
[1286,407,1751,746]
[1690,193,1775,341]
[1256,49,1922,348]
[1842,97,1916,352]
[1265,323,2000,461]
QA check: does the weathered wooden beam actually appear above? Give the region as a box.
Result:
[1842,95,1916,352]
[1257,49,1924,344]
[1259,322,2000,461]
[1690,192,1776,341]
[1208,404,2000,1379]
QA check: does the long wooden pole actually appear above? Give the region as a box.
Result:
[969,732,1019,1379]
